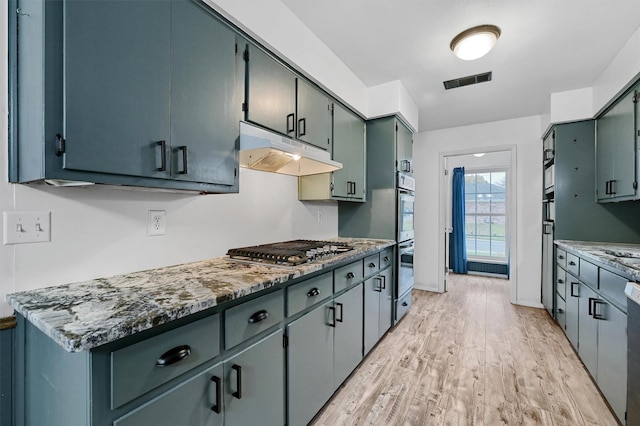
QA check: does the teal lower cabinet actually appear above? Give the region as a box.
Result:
[564,276,580,350]
[333,283,364,388]
[114,363,225,426]
[554,244,628,424]
[223,331,284,426]
[287,301,335,426]
[287,283,364,425]
[597,300,628,423]
[364,267,393,355]
[12,246,394,426]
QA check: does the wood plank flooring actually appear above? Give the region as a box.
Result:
[312,274,618,426]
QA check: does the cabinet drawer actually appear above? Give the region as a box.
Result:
[556,248,567,268]
[396,290,412,321]
[334,260,363,293]
[364,253,380,278]
[566,253,579,277]
[287,272,332,316]
[225,289,284,349]
[556,266,566,300]
[599,269,628,312]
[380,248,393,270]
[114,362,223,426]
[579,259,598,288]
[111,314,220,409]
[556,296,566,330]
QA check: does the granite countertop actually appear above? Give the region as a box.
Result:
[6,238,393,352]
[555,240,640,281]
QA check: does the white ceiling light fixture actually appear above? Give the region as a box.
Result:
[450,25,501,61]
[473,153,486,157]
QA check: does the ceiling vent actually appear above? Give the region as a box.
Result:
[443,71,492,90]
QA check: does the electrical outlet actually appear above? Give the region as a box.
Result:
[3,211,51,245]
[317,209,323,224]
[148,210,166,236]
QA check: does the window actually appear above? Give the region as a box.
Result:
[464,170,507,260]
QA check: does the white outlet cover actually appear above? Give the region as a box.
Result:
[148,210,166,236]
[3,211,51,245]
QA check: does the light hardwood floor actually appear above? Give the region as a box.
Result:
[312,273,618,425]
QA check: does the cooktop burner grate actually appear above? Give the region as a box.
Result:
[226,239,354,266]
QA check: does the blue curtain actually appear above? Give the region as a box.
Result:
[450,167,468,274]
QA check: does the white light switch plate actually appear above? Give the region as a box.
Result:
[3,211,51,245]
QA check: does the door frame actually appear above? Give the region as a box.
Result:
[438,145,518,304]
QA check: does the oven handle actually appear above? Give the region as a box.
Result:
[398,240,414,250]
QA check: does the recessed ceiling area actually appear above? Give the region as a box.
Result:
[281,0,640,132]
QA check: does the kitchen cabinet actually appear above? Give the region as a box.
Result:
[12,244,393,426]
[596,82,639,202]
[287,280,363,425]
[113,363,224,426]
[554,243,629,424]
[364,267,393,355]
[333,283,364,388]
[9,0,240,192]
[298,102,367,202]
[244,45,331,151]
[287,301,335,426]
[223,331,284,426]
[396,119,414,173]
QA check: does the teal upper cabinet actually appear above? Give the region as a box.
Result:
[331,103,366,199]
[244,45,297,137]
[9,0,240,193]
[63,0,172,180]
[595,83,639,202]
[396,119,413,173]
[244,45,331,150]
[170,0,239,186]
[296,79,332,151]
[298,102,366,202]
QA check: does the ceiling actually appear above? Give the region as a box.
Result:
[281,0,640,132]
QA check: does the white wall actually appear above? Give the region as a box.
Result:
[593,25,640,114]
[414,116,543,308]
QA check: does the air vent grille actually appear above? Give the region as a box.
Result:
[443,71,492,90]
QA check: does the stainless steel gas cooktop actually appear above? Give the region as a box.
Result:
[226,240,354,266]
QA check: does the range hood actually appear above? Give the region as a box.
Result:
[239,121,342,176]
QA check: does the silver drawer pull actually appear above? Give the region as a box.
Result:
[569,261,576,266]
[248,310,269,324]
[156,345,191,367]
[307,288,320,297]
[368,262,376,268]
[346,272,355,279]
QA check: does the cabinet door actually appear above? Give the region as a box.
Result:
[245,45,296,136]
[578,284,599,377]
[287,301,335,426]
[114,363,224,426]
[363,276,382,355]
[296,79,332,151]
[395,120,413,173]
[334,283,363,389]
[541,231,554,315]
[596,300,627,424]
[596,112,615,201]
[170,0,238,186]
[378,267,393,339]
[63,0,171,179]
[610,88,637,199]
[565,278,580,350]
[332,103,366,200]
[224,331,284,426]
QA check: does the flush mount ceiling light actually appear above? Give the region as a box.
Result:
[450,25,501,61]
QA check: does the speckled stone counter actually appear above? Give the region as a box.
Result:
[6,238,393,352]
[555,240,640,281]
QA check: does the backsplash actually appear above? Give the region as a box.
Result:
[0,169,338,317]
